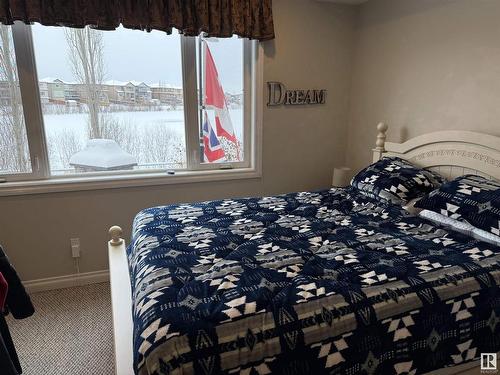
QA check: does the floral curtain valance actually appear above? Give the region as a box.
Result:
[0,0,275,41]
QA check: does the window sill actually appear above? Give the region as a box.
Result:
[0,168,262,197]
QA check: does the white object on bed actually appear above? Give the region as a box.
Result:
[471,226,500,246]
[419,209,500,246]
[419,209,473,234]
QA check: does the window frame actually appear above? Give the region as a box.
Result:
[0,22,262,195]
[0,22,49,182]
[186,36,252,172]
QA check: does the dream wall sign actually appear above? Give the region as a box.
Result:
[267,82,326,106]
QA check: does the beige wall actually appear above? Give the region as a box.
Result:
[0,0,356,281]
[10,0,500,282]
[347,0,500,172]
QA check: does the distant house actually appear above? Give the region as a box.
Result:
[123,82,137,103]
[76,83,109,105]
[38,81,50,104]
[0,80,50,106]
[129,81,152,104]
[0,81,16,106]
[150,83,183,106]
[102,81,122,104]
[103,80,136,104]
[37,78,160,107]
[40,77,66,103]
[64,82,80,102]
[40,77,112,106]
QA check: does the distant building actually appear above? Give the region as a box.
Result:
[117,82,136,104]
[103,80,127,104]
[122,83,136,104]
[103,80,143,105]
[38,81,49,104]
[0,81,15,106]
[40,77,65,103]
[40,78,110,106]
[76,83,108,105]
[17,78,180,107]
[150,83,183,106]
[0,80,47,106]
[129,81,152,104]
[64,82,80,102]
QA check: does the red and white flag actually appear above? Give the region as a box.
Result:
[202,111,226,163]
[204,41,240,159]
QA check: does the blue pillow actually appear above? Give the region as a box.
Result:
[415,175,500,236]
[351,157,445,205]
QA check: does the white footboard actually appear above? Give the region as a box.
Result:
[108,226,134,375]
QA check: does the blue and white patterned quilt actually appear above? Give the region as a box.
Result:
[127,188,500,375]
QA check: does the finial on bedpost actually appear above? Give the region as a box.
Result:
[373,122,388,162]
[109,226,124,246]
[375,122,388,150]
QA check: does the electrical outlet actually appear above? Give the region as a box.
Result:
[70,238,81,258]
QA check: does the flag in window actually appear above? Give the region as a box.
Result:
[204,41,240,159]
[202,111,226,163]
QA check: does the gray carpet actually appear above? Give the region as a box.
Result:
[6,282,115,375]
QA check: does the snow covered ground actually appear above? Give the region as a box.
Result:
[44,108,243,172]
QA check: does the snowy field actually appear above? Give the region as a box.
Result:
[43,108,243,172]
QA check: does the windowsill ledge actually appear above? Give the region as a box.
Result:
[0,168,262,197]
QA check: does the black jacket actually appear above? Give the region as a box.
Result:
[0,245,34,319]
[0,245,35,374]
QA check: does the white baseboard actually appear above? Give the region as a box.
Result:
[24,270,110,293]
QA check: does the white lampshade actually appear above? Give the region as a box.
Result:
[332,167,351,187]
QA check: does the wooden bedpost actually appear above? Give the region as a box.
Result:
[109,226,124,246]
[372,122,388,162]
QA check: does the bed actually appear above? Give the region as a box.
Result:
[108,124,500,375]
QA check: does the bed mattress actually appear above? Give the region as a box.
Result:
[127,187,500,375]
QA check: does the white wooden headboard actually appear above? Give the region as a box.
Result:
[372,123,500,181]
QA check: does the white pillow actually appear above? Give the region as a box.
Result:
[419,210,500,246]
[470,226,500,247]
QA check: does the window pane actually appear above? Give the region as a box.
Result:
[32,25,186,175]
[198,36,243,164]
[0,25,32,175]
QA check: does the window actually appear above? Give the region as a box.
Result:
[197,36,244,166]
[0,22,259,189]
[32,25,187,175]
[0,25,31,176]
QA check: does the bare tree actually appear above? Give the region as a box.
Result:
[99,113,139,154]
[0,25,30,173]
[65,27,105,139]
[49,129,83,170]
[62,27,186,171]
[141,124,185,168]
